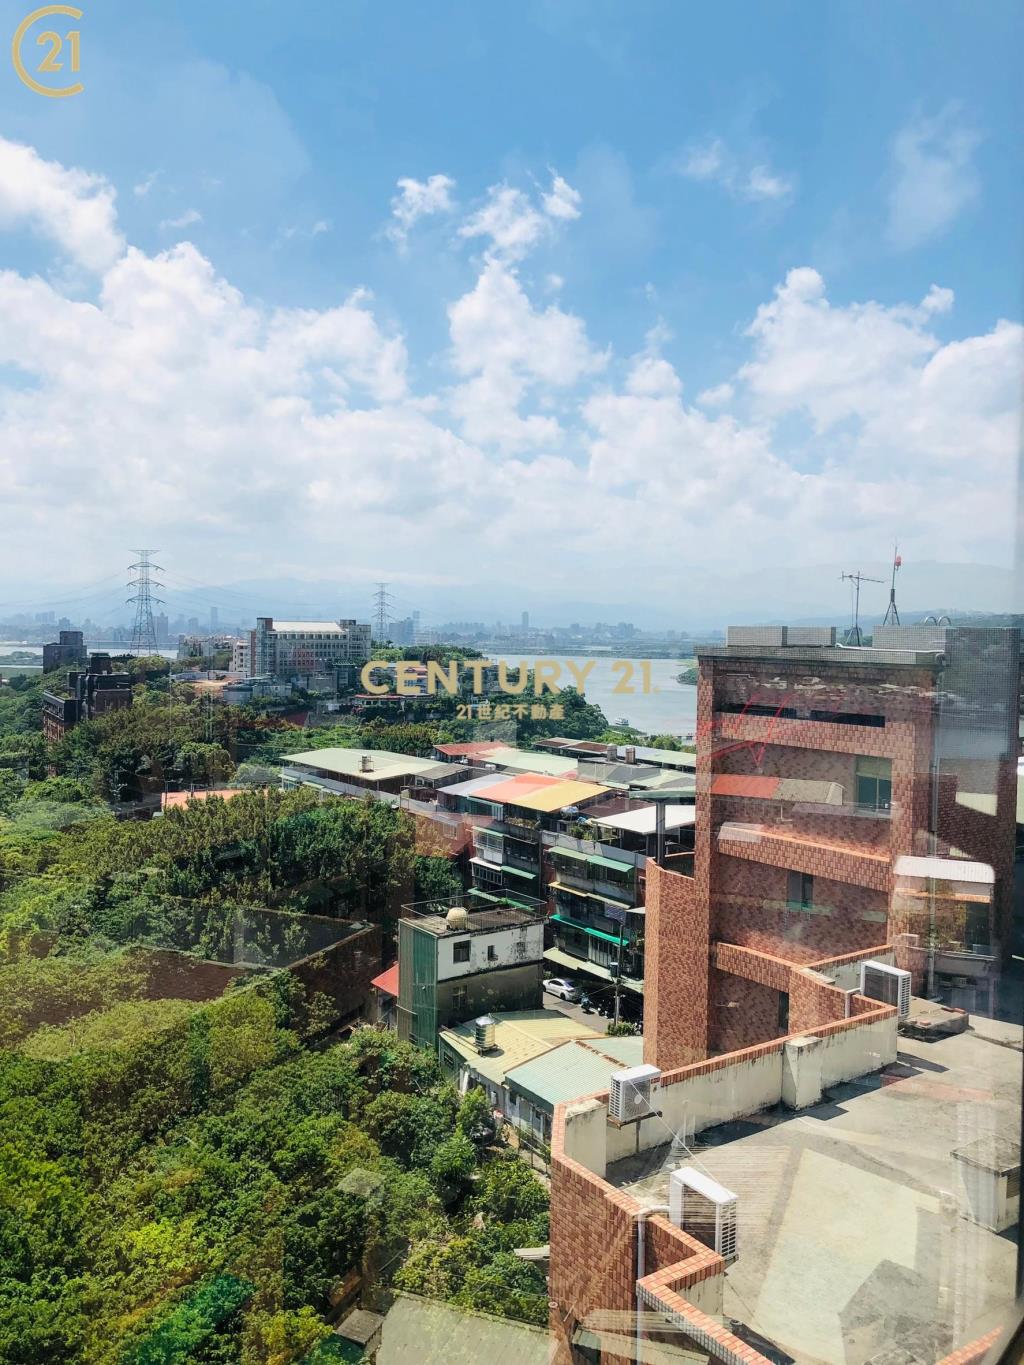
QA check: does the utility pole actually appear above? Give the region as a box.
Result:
[372,582,394,643]
[127,551,165,655]
[881,545,903,626]
[840,569,882,646]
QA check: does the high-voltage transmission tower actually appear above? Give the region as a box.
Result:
[127,551,165,655]
[372,582,394,642]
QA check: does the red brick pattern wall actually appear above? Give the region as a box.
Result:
[643,856,708,1070]
[708,967,783,1053]
[714,856,888,962]
[548,1104,645,1365]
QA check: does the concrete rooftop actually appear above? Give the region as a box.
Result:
[608,1026,1021,1365]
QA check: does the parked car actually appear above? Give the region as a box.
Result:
[543,977,581,1002]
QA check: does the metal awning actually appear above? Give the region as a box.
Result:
[550,912,623,945]
[551,846,633,875]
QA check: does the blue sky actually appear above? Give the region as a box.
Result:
[0,1,1020,623]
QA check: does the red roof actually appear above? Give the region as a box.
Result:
[371,963,399,997]
[711,774,781,799]
[434,741,507,757]
[162,788,241,810]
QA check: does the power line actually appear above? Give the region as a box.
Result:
[127,551,165,655]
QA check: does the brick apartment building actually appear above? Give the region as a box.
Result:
[41,654,134,743]
[548,624,1020,1365]
[41,629,87,673]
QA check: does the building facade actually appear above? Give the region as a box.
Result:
[248,616,372,685]
[396,902,545,1050]
[41,655,134,743]
[547,624,1020,1365]
[42,630,87,673]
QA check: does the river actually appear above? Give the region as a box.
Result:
[490,653,697,738]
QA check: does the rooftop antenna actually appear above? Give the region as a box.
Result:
[881,545,902,626]
[840,569,882,646]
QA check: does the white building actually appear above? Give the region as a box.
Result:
[248,617,371,684]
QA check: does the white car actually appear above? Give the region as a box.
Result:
[544,977,580,1002]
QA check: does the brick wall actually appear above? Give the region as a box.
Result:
[708,967,783,1053]
[643,855,707,1070]
[289,922,381,1027]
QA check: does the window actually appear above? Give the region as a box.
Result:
[487,944,497,961]
[453,940,470,963]
[787,870,813,909]
[452,985,468,1013]
[855,756,892,810]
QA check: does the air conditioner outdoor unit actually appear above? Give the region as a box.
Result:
[608,1064,661,1123]
[859,959,912,1019]
[669,1167,739,1263]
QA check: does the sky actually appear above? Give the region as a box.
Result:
[0,0,1021,628]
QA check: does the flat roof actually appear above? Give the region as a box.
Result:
[282,748,462,782]
[433,741,507,757]
[437,773,514,800]
[472,772,564,803]
[482,746,578,776]
[499,778,611,813]
[377,1292,552,1365]
[439,1008,601,1086]
[588,804,696,836]
[608,1026,1020,1364]
[507,1035,645,1110]
[268,620,350,632]
[407,906,540,936]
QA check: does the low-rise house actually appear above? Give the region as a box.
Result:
[396,899,546,1050]
[505,1033,645,1144]
[437,1007,603,1114]
[280,747,464,798]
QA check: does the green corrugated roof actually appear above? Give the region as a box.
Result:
[550,912,622,945]
[501,864,537,880]
[551,846,633,875]
[506,1036,645,1112]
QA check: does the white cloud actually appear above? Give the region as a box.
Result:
[886,107,981,249]
[676,137,795,204]
[744,165,794,202]
[739,267,1021,487]
[0,136,123,272]
[386,173,456,248]
[133,171,160,198]
[447,258,606,451]
[457,171,582,261]
[680,139,726,181]
[160,208,203,230]
[542,173,582,221]
[0,137,1017,605]
[697,381,734,408]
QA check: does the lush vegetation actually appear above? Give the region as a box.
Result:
[0,668,552,1363]
[1,1013,549,1364]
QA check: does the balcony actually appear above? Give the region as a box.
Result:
[717,820,890,891]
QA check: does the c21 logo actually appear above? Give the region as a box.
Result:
[11,4,82,98]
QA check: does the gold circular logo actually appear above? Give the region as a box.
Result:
[12,5,83,97]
